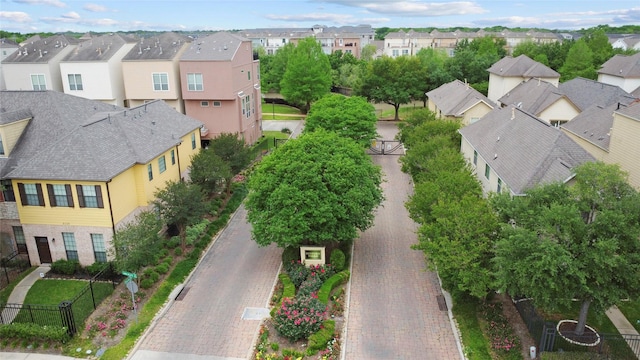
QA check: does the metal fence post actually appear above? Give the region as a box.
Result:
[58,301,76,336]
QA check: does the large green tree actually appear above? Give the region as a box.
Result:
[559,39,597,81]
[280,37,332,113]
[357,55,426,120]
[261,42,295,93]
[446,36,506,91]
[304,94,378,147]
[153,180,208,250]
[208,133,252,175]
[189,148,231,195]
[111,211,164,273]
[416,48,454,97]
[584,28,614,68]
[492,162,640,336]
[246,129,383,248]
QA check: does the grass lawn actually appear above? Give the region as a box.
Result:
[378,104,423,119]
[252,131,291,154]
[452,296,493,360]
[262,103,304,120]
[0,267,36,304]
[617,299,640,332]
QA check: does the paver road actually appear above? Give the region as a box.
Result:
[343,121,462,360]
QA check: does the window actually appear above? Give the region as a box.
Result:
[18,183,44,206]
[497,178,503,193]
[13,226,27,254]
[213,101,221,107]
[47,184,73,207]
[63,232,78,261]
[392,49,399,57]
[244,95,251,118]
[2,180,15,202]
[484,164,490,180]
[147,164,153,180]
[470,117,480,124]
[91,234,107,263]
[152,73,169,91]
[550,120,567,128]
[76,185,104,208]
[473,150,478,166]
[247,71,251,80]
[0,133,4,155]
[191,133,196,149]
[402,49,409,55]
[201,101,209,107]
[158,156,166,173]
[170,150,175,165]
[187,73,203,91]
[68,74,83,91]
[31,74,46,90]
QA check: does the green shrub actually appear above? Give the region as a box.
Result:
[166,236,180,249]
[317,271,350,305]
[307,319,336,353]
[85,262,107,276]
[309,264,335,282]
[297,275,324,298]
[0,323,69,343]
[155,263,169,275]
[140,278,154,289]
[158,248,169,259]
[273,296,328,341]
[142,268,159,283]
[282,246,300,265]
[284,260,309,288]
[174,247,183,257]
[50,259,80,275]
[163,256,173,265]
[280,273,296,299]
[329,249,346,271]
[186,220,210,245]
[270,342,279,351]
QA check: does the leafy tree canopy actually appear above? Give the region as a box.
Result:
[246,129,383,248]
[304,94,379,147]
[189,148,231,195]
[111,211,163,273]
[260,42,295,93]
[208,133,252,175]
[560,39,597,81]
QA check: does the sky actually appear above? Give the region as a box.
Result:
[1,0,639,34]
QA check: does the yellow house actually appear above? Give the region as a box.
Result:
[0,90,202,266]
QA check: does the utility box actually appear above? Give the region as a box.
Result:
[529,346,536,359]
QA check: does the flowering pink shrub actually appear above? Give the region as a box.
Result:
[284,260,310,288]
[481,302,520,353]
[273,296,328,341]
[308,263,335,282]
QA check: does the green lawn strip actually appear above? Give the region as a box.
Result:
[452,296,493,360]
[253,131,291,154]
[616,299,640,333]
[261,103,302,115]
[23,279,88,304]
[377,105,422,119]
[0,267,36,304]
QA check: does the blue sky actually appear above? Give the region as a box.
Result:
[1,0,639,34]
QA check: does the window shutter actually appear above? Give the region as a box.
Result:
[76,185,85,208]
[47,184,56,207]
[65,184,74,207]
[35,184,45,206]
[18,183,27,206]
[95,185,104,208]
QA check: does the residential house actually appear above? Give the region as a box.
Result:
[0,38,20,90]
[459,105,594,196]
[559,77,635,112]
[497,78,580,127]
[179,32,262,145]
[59,33,137,107]
[487,54,560,102]
[597,52,640,94]
[0,90,203,266]
[1,35,79,92]
[122,32,192,113]
[426,79,495,126]
[498,30,559,53]
[561,100,640,190]
[610,35,640,52]
[384,30,433,57]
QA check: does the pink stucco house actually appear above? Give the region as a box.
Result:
[179,32,262,145]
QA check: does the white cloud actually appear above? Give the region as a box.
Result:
[320,0,487,16]
[83,3,109,13]
[0,10,32,23]
[265,12,358,25]
[13,0,66,8]
[61,11,79,19]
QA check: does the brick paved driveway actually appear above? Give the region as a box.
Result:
[342,121,462,360]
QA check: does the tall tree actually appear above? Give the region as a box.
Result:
[153,180,208,250]
[357,55,426,120]
[189,148,231,195]
[280,37,332,113]
[584,28,614,68]
[446,36,505,87]
[416,48,454,97]
[208,133,252,175]
[304,94,378,147]
[111,211,164,273]
[246,129,383,248]
[560,39,597,81]
[261,42,295,93]
[492,162,640,336]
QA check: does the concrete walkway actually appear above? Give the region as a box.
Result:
[1,265,50,324]
[606,306,640,358]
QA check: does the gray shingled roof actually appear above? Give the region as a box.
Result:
[498,78,575,115]
[561,103,622,151]
[616,99,640,120]
[62,33,137,62]
[598,52,640,78]
[459,105,594,195]
[487,54,560,78]
[2,35,79,63]
[559,77,635,111]
[180,32,249,61]
[426,79,495,116]
[122,32,191,61]
[0,91,203,181]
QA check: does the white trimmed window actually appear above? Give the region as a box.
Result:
[191,133,196,149]
[213,101,221,107]
[23,184,41,206]
[77,185,103,208]
[153,73,169,91]
[484,164,490,180]
[63,232,78,261]
[147,164,153,181]
[91,234,107,263]
[201,101,209,107]
[68,74,83,91]
[158,156,166,173]
[170,150,175,165]
[31,74,46,90]
[187,73,203,91]
[473,150,478,166]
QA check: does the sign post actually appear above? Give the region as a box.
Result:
[122,271,138,322]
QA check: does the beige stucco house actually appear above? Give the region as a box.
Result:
[459,105,594,196]
[59,33,137,107]
[2,35,79,92]
[122,32,191,113]
[179,32,262,145]
[597,52,640,94]
[426,79,495,126]
[562,100,640,190]
[487,55,560,102]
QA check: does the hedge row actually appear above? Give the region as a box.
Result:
[317,270,350,305]
[0,323,70,343]
[307,319,336,354]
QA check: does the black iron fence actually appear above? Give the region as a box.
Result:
[0,263,120,335]
[515,298,640,359]
[0,250,31,290]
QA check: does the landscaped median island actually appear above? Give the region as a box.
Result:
[254,247,350,360]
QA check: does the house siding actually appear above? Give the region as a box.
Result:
[1,118,30,155]
[538,100,580,124]
[608,113,640,189]
[122,58,186,113]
